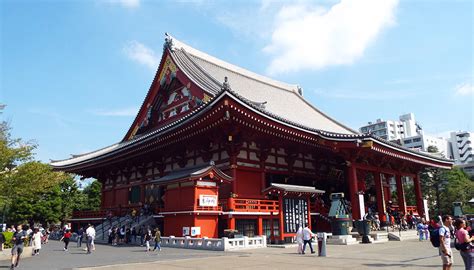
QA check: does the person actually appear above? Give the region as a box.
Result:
[126,226,131,244]
[139,225,145,246]
[77,227,84,247]
[302,224,315,255]
[374,214,381,231]
[31,228,43,255]
[153,228,162,251]
[131,226,137,244]
[119,226,125,244]
[26,226,33,246]
[295,226,304,254]
[0,228,5,251]
[144,227,152,252]
[439,215,454,270]
[417,219,425,241]
[108,227,113,245]
[454,218,474,270]
[86,224,96,254]
[10,225,27,270]
[60,229,72,251]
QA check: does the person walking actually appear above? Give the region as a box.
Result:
[77,227,84,247]
[31,228,43,255]
[60,229,72,251]
[144,228,152,252]
[295,226,304,254]
[153,228,162,251]
[302,224,315,255]
[454,218,474,270]
[10,225,26,270]
[0,229,5,251]
[439,215,454,270]
[85,224,96,254]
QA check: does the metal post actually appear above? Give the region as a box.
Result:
[317,232,327,257]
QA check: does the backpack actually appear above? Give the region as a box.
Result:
[430,228,440,247]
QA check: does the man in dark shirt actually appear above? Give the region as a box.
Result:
[11,225,27,270]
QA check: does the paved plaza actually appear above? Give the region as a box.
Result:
[0,239,467,270]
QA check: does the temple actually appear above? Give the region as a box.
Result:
[51,34,452,242]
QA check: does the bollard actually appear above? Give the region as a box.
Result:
[317,232,327,257]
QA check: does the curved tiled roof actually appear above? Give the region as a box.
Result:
[169,36,357,135]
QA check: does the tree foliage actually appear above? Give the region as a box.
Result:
[421,166,474,216]
[0,111,101,225]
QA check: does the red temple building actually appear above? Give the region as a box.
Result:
[51,34,452,243]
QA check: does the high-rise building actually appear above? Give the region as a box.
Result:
[360,113,451,158]
[359,113,421,141]
[450,131,474,176]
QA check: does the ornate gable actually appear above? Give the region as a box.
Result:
[125,49,212,140]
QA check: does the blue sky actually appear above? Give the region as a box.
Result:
[1,0,473,163]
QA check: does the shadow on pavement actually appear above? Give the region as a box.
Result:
[363,263,439,268]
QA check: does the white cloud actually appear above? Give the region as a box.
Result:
[455,82,474,96]
[91,107,138,116]
[264,0,399,74]
[123,41,159,70]
[106,0,140,8]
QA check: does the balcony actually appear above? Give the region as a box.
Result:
[220,198,279,212]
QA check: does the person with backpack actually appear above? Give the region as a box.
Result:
[438,215,454,270]
[454,218,474,270]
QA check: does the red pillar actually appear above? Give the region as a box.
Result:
[229,217,235,230]
[414,173,424,219]
[347,163,360,220]
[396,175,407,214]
[257,216,263,236]
[374,172,386,221]
[278,194,284,241]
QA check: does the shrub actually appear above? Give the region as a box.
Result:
[2,232,14,249]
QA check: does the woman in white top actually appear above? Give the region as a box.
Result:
[295,226,304,254]
[31,228,43,255]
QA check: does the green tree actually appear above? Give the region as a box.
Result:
[439,167,474,215]
[421,166,474,216]
[403,182,416,206]
[82,180,102,210]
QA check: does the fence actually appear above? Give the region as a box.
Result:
[160,235,266,251]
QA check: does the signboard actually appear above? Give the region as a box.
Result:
[423,199,429,221]
[283,198,308,233]
[191,227,201,236]
[358,194,365,220]
[182,227,190,236]
[199,195,218,207]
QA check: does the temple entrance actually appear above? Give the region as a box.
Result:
[262,219,279,243]
[236,219,257,237]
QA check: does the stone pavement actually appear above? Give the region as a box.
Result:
[0,239,466,270]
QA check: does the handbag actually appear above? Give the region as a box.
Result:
[454,237,472,251]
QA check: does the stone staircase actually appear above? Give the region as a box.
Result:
[94,215,156,244]
[388,229,419,241]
